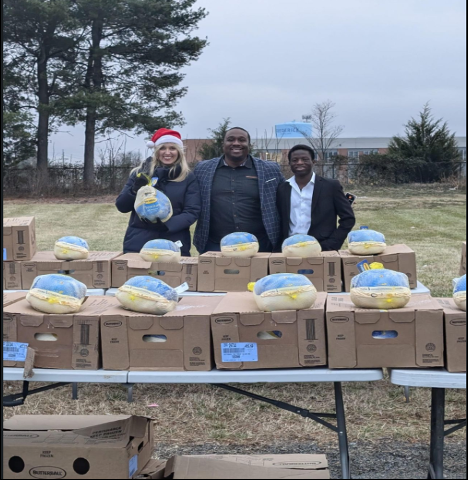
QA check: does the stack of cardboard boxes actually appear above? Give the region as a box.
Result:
[3,414,330,480]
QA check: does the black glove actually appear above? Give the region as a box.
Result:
[132,174,149,194]
[153,218,169,232]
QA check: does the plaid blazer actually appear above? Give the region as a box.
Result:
[193,157,285,253]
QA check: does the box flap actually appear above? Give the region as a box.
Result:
[239,313,267,326]
[19,315,45,328]
[3,415,135,432]
[216,257,235,267]
[354,311,382,324]
[169,296,224,317]
[128,317,158,331]
[192,455,329,470]
[388,311,416,323]
[3,217,35,227]
[271,310,298,324]
[165,456,330,479]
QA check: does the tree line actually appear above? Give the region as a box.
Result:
[3,0,207,187]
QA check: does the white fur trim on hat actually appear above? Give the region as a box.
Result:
[146,141,156,148]
[155,135,183,148]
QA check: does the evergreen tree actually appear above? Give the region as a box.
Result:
[3,0,81,182]
[389,103,462,182]
[3,49,36,168]
[61,0,207,187]
[198,118,232,160]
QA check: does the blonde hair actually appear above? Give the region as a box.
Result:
[132,143,190,182]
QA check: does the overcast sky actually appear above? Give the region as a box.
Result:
[50,0,467,162]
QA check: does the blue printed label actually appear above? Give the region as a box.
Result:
[360,226,369,230]
[3,248,6,261]
[129,455,138,478]
[221,343,258,363]
[357,260,371,273]
[3,342,28,362]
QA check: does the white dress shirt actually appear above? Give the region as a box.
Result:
[288,173,316,236]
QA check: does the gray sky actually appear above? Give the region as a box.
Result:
[50,0,466,162]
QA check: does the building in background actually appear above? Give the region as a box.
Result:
[184,136,467,164]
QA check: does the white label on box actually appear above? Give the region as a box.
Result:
[3,342,28,362]
[175,282,190,294]
[221,343,258,363]
[129,455,138,478]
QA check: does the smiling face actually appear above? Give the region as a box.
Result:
[223,128,250,163]
[289,149,315,177]
[157,144,179,166]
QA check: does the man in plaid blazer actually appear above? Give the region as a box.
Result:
[194,127,285,254]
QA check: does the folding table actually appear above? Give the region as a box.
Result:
[390,368,466,479]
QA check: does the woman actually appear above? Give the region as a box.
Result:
[116,128,201,256]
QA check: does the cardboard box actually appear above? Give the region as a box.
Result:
[436,298,466,373]
[327,294,444,369]
[3,291,27,308]
[165,455,330,479]
[269,252,342,293]
[340,244,418,292]
[211,292,328,370]
[461,241,466,276]
[3,262,22,290]
[21,251,121,289]
[3,296,114,369]
[101,296,222,371]
[198,252,270,292]
[3,415,154,479]
[3,217,37,261]
[112,253,198,290]
[135,459,166,479]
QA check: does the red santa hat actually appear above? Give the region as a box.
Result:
[146,128,183,149]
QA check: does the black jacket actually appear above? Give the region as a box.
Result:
[116,161,201,256]
[276,175,356,251]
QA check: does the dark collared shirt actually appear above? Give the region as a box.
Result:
[209,156,268,245]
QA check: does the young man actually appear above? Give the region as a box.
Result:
[194,127,285,253]
[276,144,356,251]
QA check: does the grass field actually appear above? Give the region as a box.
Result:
[3,185,467,449]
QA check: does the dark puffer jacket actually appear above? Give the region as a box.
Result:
[116,160,201,256]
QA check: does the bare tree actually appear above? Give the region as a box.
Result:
[300,100,344,162]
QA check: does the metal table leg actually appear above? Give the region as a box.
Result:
[126,384,134,403]
[428,388,445,479]
[335,383,351,480]
[72,383,79,400]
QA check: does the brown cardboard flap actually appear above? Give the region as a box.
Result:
[286,257,324,266]
[160,316,185,330]
[165,455,329,479]
[382,254,398,263]
[389,311,416,323]
[128,317,157,331]
[49,316,74,328]
[193,454,329,470]
[128,259,153,269]
[354,311,382,324]
[271,310,299,324]
[234,258,252,267]
[4,414,135,432]
[215,257,234,266]
[239,313,267,326]
[66,261,93,271]
[20,315,45,327]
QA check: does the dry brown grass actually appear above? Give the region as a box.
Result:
[3,377,466,446]
[3,186,467,447]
